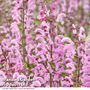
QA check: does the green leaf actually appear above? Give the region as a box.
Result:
[59,73,68,78]
[28,30,33,34]
[37,56,40,58]
[45,0,52,1]
[29,71,34,74]
[27,64,35,70]
[0,29,3,31]
[73,70,78,78]
[0,63,4,68]
[31,48,36,55]
[69,29,73,39]
[84,34,90,41]
[51,63,55,67]
[32,35,36,38]
[1,33,7,39]
[68,67,72,69]
[64,35,67,37]
[62,73,68,77]
[30,76,34,79]
[57,22,63,27]
[28,71,34,75]
[76,53,78,56]
[75,44,78,49]
[63,42,70,44]
[33,11,38,18]
[87,47,90,49]
[34,19,41,26]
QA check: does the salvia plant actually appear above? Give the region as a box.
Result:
[0,0,90,87]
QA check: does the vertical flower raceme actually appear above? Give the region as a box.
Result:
[0,0,90,87]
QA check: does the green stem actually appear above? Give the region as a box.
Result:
[49,21,53,87]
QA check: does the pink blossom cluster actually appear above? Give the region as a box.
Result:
[0,0,90,87]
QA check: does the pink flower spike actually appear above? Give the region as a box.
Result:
[70,27,73,30]
[72,33,76,38]
[51,7,55,10]
[77,41,79,45]
[52,15,55,17]
[41,16,46,21]
[44,29,47,32]
[18,70,20,72]
[5,73,7,75]
[27,69,30,71]
[50,34,52,37]
[52,24,54,26]
[52,33,54,36]
[17,7,21,10]
[10,68,13,71]
[1,59,4,62]
[40,10,44,15]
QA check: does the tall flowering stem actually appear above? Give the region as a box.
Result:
[0,0,90,87]
[22,0,26,63]
[50,20,53,87]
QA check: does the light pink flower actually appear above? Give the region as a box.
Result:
[31,81,41,87]
[56,13,66,24]
[13,72,19,79]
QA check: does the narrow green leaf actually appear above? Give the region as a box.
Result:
[84,34,90,41]
[27,64,35,70]
[57,22,63,27]
[34,19,41,26]
[31,48,36,55]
